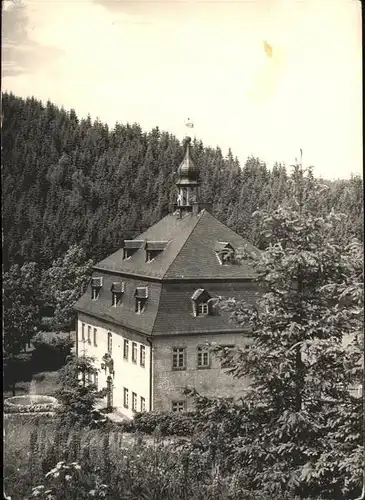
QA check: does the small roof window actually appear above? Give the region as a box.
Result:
[111,282,125,293]
[91,277,103,288]
[122,240,145,259]
[135,286,149,299]
[191,289,212,317]
[215,241,235,265]
[145,241,169,262]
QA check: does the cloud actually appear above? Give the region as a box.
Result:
[2,0,63,77]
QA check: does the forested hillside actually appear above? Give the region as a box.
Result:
[2,92,363,270]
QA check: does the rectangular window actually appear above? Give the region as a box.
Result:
[87,371,92,385]
[198,303,209,315]
[94,371,98,389]
[140,397,146,412]
[197,346,210,368]
[132,392,137,412]
[140,345,146,367]
[87,326,91,344]
[123,339,129,360]
[172,347,186,370]
[91,287,100,300]
[171,401,186,413]
[107,332,112,354]
[81,323,85,341]
[123,388,129,408]
[112,292,122,307]
[132,342,137,364]
[93,328,97,347]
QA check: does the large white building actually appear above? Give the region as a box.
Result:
[75,137,260,418]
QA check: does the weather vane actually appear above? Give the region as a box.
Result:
[184,118,194,138]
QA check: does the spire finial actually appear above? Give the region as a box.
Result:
[184,118,194,140]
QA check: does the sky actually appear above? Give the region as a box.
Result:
[2,0,362,179]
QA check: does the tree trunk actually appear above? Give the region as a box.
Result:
[12,382,16,397]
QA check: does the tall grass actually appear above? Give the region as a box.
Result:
[4,415,320,500]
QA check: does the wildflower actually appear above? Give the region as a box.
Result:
[89,490,96,497]
[45,468,57,478]
[65,475,72,481]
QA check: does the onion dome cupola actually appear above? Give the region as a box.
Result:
[176,137,199,186]
[176,137,200,214]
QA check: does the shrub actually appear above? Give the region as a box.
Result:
[55,355,107,427]
[3,352,33,389]
[117,410,196,436]
[32,332,74,372]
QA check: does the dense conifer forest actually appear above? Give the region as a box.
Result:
[2,92,363,271]
[3,93,364,499]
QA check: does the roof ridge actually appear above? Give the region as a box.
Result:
[160,213,202,281]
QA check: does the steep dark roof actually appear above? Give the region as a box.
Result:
[75,273,161,335]
[95,210,259,280]
[76,210,261,336]
[152,281,260,335]
[75,275,260,336]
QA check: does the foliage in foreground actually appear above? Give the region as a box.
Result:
[191,164,364,499]
[4,416,320,500]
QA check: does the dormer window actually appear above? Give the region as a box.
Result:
[135,286,148,314]
[197,303,209,316]
[215,242,235,265]
[91,277,103,300]
[191,288,212,317]
[111,282,125,307]
[145,241,168,262]
[122,240,144,260]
